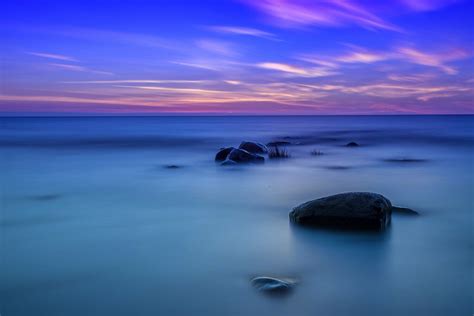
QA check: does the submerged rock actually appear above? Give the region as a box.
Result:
[239,141,268,154]
[267,141,291,147]
[215,145,265,165]
[227,148,264,164]
[215,147,234,161]
[164,165,181,169]
[383,158,428,163]
[346,142,359,147]
[324,165,351,170]
[27,194,61,201]
[290,192,392,229]
[251,276,294,294]
[221,159,238,166]
[392,206,419,215]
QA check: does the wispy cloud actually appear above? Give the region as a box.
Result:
[300,45,470,74]
[207,25,278,40]
[2,77,472,114]
[49,63,113,75]
[64,79,208,84]
[195,39,238,57]
[400,0,461,11]
[17,25,179,50]
[27,52,78,62]
[336,51,388,64]
[257,62,336,77]
[241,0,401,31]
[257,62,307,75]
[395,47,468,74]
[312,82,472,101]
[26,50,114,76]
[241,0,463,32]
[387,73,437,82]
[170,61,220,71]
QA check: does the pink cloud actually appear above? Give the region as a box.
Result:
[395,47,469,74]
[241,0,462,31]
[241,0,401,31]
[207,26,278,40]
[256,62,336,77]
[195,39,238,57]
[48,63,114,75]
[301,45,470,74]
[27,52,78,62]
[336,51,388,63]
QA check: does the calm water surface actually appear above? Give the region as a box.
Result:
[1,116,473,316]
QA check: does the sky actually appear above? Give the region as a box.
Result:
[1,0,473,115]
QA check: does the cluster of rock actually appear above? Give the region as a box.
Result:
[214,142,418,295]
[215,141,268,165]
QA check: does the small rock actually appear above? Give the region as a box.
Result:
[383,158,427,163]
[346,142,359,147]
[392,206,419,215]
[239,141,268,154]
[215,147,234,161]
[324,165,351,170]
[221,159,237,166]
[164,165,180,169]
[267,141,291,147]
[227,148,264,164]
[251,276,294,294]
[27,194,61,201]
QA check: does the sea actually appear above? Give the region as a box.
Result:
[1,115,472,316]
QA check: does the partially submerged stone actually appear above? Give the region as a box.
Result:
[221,159,237,166]
[383,158,428,163]
[215,145,265,165]
[227,148,264,164]
[164,165,180,169]
[267,141,291,147]
[290,192,392,229]
[215,147,234,161]
[346,142,359,147]
[392,206,419,215]
[251,276,294,294]
[239,141,268,154]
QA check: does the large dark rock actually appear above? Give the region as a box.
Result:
[227,148,264,164]
[239,141,268,154]
[289,192,392,229]
[215,147,234,161]
[251,276,294,294]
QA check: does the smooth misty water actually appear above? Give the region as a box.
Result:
[1,116,472,316]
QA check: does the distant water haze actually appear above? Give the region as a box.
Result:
[0,115,472,315]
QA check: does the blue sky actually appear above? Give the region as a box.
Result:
[1,0,473,114]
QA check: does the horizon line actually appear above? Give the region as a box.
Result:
[2,113,473,118]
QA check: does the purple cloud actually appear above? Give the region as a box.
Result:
[27,52,78,62]
[207,26,278,40]
[241,0,462,31]
[241,0,401,31]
